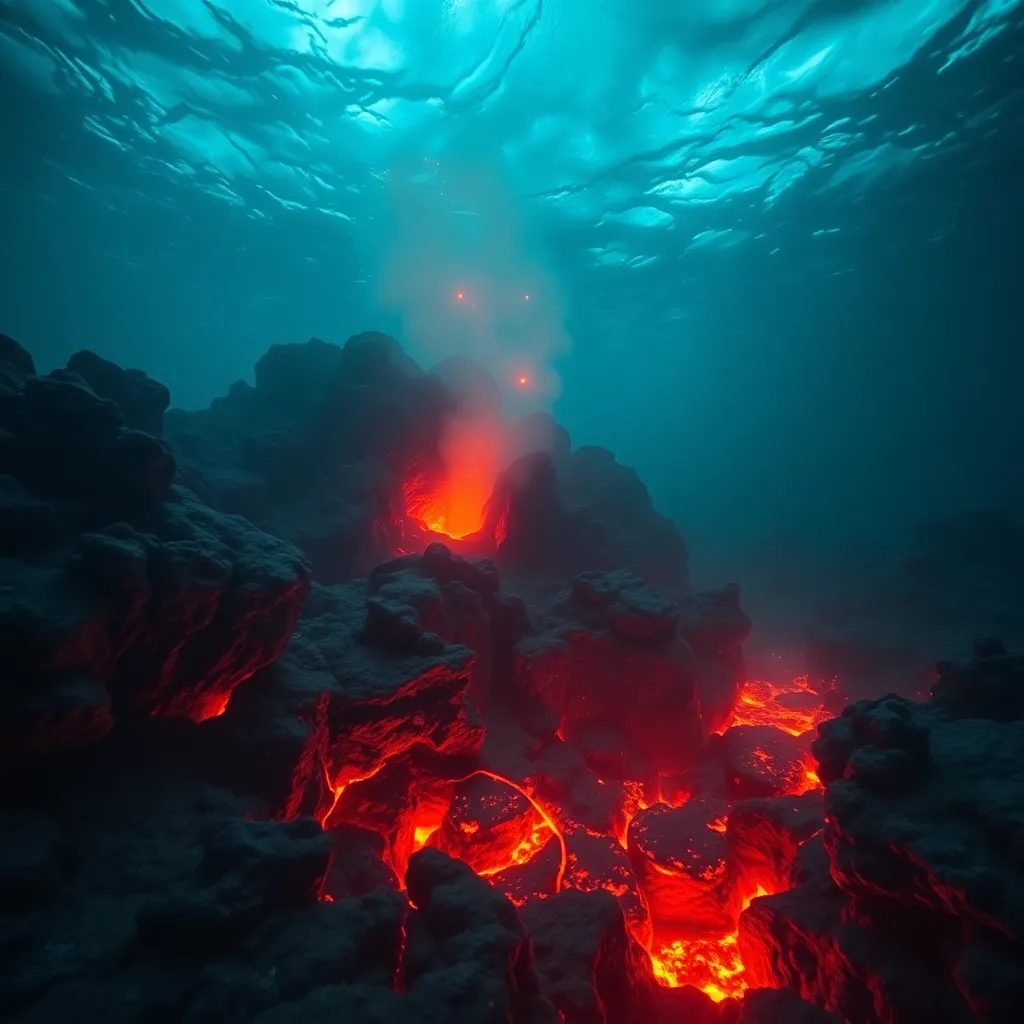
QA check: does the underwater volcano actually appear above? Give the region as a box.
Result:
[1,330,1022,1024]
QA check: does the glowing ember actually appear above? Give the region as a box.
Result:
[195,691,231,722]
[315,673,829,1007]
[649,884,772,1000]
[716,674,831,738]
[651,932,746,1002]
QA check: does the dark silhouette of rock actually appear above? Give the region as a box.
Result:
[521,887,660,1024]
[0,335,309,768]
[739,641,1024,1024]
[511,571,704,778]
[165,336,689,588]
[66,349,171,437]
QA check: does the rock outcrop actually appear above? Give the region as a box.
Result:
[739,638,1024,1024]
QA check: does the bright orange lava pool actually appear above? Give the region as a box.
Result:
[319,671,829,1005]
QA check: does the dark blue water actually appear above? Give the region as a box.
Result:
[2,0,1022,577]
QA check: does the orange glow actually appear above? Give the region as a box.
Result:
[403,418,507,541]
[315,672,830,1007]
[648,887,769,1002]
[715,674,831,738]
[195,691,231,722]
[475,769,567,892]
[316,762,386,829]
[456,290,464,301]
[517,375,529,387]
[413,824,439,849]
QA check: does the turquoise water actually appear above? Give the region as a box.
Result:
[1,0,1021,558]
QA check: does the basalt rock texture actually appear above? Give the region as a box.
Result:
[7,329,1007,1024]
[0,335,309,770]
[164,333,689,588]
[509,571,749,779]
[739,638,1024,1024]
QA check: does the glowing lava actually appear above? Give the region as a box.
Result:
[649,885,770,1002]
[316,672,829,1007]
[715,673,832,738]
[403,418,507,540]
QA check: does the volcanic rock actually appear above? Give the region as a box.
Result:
[165,332,449,582]
[726,792,824,894]
[0,336,310,766]
[320,824,399,901]
[434,773,540,876]
[534,739,629,837]
[521,887,659,1024]
[138,816,331,954]
[183,888,407,1022]
[210,576,484,820]
[512,571,704,777]
[677,584,751,730]
[403,848,561,1023]
[563,826,652,950]
[66,349,171,437]
[627,797,739,935]
[722,725,812,800]
[741,643,1024,1023]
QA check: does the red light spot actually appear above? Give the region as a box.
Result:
[517,375,529,387]
[456,291,464,302]
[402,419,506,540]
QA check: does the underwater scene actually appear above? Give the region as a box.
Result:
[1,2,1022,1022]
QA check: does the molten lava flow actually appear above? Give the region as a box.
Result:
[716,673,831,737]
[403,418,507,540]
[315,672,830,1008]
[648,885,771,1002]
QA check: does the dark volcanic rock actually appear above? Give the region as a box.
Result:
[434,773,539,876]
[726,792,824,894]
[138,817,331,953]
[741,642,1024,1024]
[66,349,171,437]
[722,725,811,800]
[0,336,310,766]
[165,332,449,582]
[485,450,689,590]
[521,888,659,1024]
[208,564,485,821]
[563,827,652,951]
[320,824,399,901]
[512,571,704,777]
[403,848,561,1023]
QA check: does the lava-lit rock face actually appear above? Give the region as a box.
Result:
[739,640,1024,1024]
[165,334,691,589]
[511,571,705,777]
[627,798,739,936]
[9,330,1012,1024]
[0,336,309,767]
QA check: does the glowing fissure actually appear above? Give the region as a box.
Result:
[402,417,509,542]
[316,674,826,1005]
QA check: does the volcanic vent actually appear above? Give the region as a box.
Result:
[215,545,833,1015]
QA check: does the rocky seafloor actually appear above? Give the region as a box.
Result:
[1,328,1021,1024]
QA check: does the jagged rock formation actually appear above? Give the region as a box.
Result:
[164,333,689,588]
[4,328,1012,1024]
[739,638,1024,1024]
[0,334,308,768]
